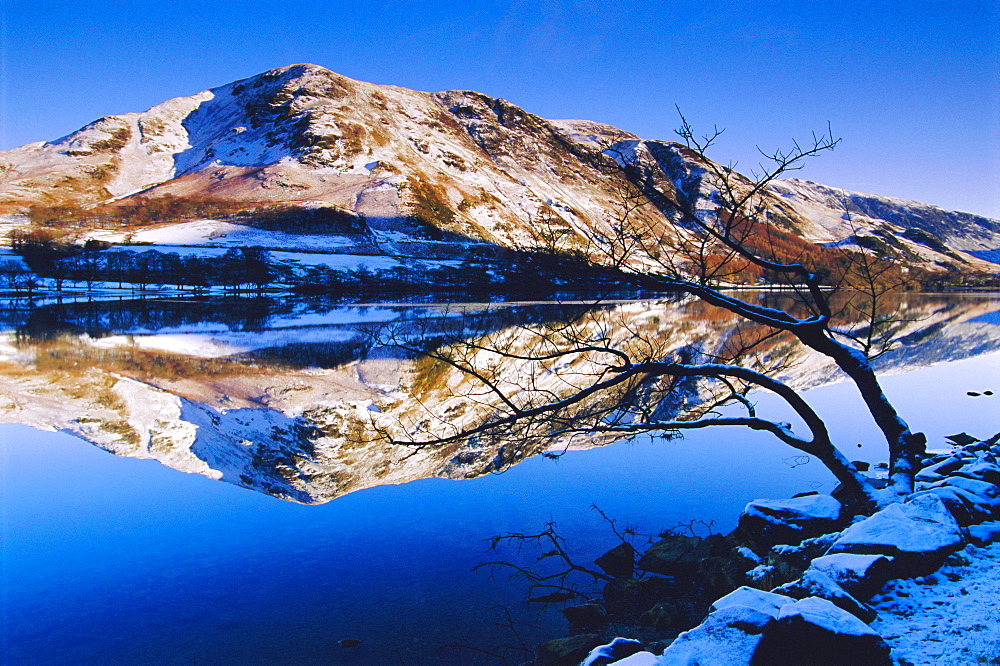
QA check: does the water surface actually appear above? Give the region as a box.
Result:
[1,292,998,663]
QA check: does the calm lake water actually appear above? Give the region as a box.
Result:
[1,292,998,664]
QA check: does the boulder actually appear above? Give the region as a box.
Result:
[535,634,602,666]
[914,455,964,482]
[580,637,644,666]
[735,495,844,551]
[637,534,712,577]
[772,569,877,623]
[767,532,841,584]
[936,474,1000,499]
[562,602,607,629]
[710,586,795,616]
[606,652,661,665]
[602,576,676,616]
[698,546,761,597]
[806,553,896,600]
[944,464,1000,499]
[909,486,996,526]
[752,597,891,665]
[967,521,1000,547]
[955,461,1000,486]
[595,542,636,579]
[826,494,964,578]
[945,432,979,446]
[658,605,777,666]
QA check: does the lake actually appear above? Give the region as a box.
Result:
[1,292,998,663]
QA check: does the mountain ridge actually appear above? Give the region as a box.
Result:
[0,63,997,285]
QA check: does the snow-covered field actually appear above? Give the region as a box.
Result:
[67,236,468,276]
[871,543,1000,664]
[871,542,1000,664]
[86,219,360,251]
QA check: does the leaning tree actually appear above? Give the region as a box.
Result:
[373,116,927,515]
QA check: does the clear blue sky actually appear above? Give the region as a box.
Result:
[2,0,998,217]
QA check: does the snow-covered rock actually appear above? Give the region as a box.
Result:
[914,455,963,482]
[826,494,965,578]
[910,485,998,526]
[938,474,1000,498]
[710,586,794,617]
[607,652,661,666]
[806,553,897,599]
[735,494,844,550]
[534,633,602,665]
[580,637,644,666]
[967,520,1000,547]
[660,592,888,665]
[753,596,891,665]
[955,461,1000,486]
[657,604,777,666]
[773,568,877,622]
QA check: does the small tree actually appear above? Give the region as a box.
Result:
[374,117,929,515]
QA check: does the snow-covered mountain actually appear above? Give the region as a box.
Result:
[0,63,997,282]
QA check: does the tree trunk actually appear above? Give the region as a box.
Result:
[799,328,924,499]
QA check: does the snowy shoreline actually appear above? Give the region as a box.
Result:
[559,435,1000,665]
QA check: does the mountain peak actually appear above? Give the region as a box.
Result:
[0,64,997,281]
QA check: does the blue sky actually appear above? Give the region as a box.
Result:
[2,0,998,217]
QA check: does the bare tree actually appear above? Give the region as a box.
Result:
[373,116,929,515]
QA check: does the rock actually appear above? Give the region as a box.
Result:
[745,563,778,587]
[698,548,760,598]
[826,494,964,578]
[752,597,891,665]
[909,487,993,526]
[602,576,677,616]
[946,432,979,446]
[939,474,1000,498]
[767,532,841,582]
[535,634,602,666]
[562,602,607,629]
[580,637,644,666]
[955,461,1000,486]
[595,542,636,579]
[658,605,777,666]
[769,532,839,564]
[850,460,870,472]
[915,455,964,482]
[735,495,844,551]
[967,520,1000,546]
[911,475,1000,525]
[606,652,660,665]
[637,534,711,577]
[772,569,877,623]
[710,586,795,617]
[806,553,896,599]
[640,601,683,630]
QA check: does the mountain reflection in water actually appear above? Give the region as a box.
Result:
[2,292,999,663]
[1,292,998,504]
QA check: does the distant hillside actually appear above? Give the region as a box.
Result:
[0,63,997,289]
